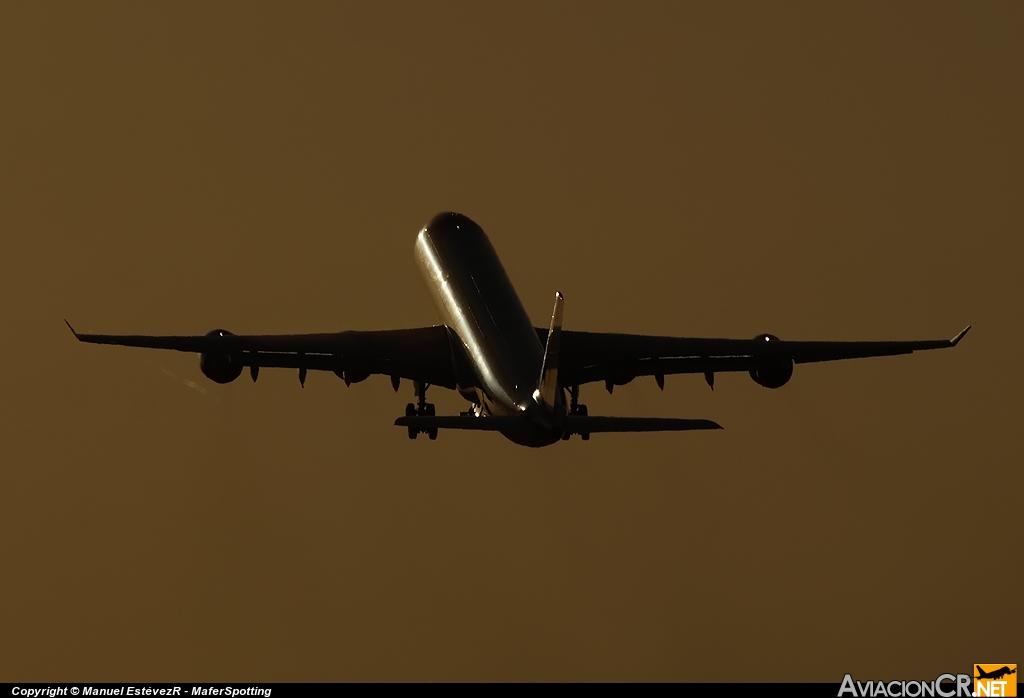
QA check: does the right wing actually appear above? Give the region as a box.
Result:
[551,326,971,387]
[66,322,457,388]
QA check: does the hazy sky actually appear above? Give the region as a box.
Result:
[0,1,1020,681]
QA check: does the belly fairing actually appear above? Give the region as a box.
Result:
[414,212,543,416]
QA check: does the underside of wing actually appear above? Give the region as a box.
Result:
[546,325,970,388]
[67,322,457,388]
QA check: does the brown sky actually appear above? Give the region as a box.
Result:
[0,1,1020,682]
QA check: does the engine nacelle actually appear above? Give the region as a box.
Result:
[748,333,794,389]
[199,329,243,384]
[334,360,371,386]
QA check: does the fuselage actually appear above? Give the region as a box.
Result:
[414,212,565,446]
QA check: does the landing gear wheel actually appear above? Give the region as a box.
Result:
[568,395,589,439]
[405,383,437,441]
[578,403,590,440]
[405,403,417,439]
[423,403,437,439]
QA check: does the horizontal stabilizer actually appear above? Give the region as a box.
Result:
[395,414,723,434]
[564,416,722,433]
[394,415,522,431]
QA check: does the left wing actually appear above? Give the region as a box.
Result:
[66,322,457,388]
[547,325,971,389]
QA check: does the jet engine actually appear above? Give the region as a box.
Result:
[334,363,371,385]
[199,329,244,384]
[748,334,793,389]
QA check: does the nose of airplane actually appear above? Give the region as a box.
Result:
[423,211,484,241]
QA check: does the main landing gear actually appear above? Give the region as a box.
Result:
[562,384,590,441]
[406,380,437,440]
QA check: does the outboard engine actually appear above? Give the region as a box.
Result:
[199,329,243,384]
[748,333,793,389]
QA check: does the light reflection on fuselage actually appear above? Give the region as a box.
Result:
[414,212,564,446]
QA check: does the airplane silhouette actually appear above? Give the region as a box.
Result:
[976,666,1016,681]
[68,211,970,446]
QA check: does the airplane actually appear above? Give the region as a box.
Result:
[976,667,1016,681]
[67,211,971,447]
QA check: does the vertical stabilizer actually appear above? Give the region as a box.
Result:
[534,292,563,409]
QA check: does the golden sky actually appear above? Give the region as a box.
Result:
[0,1,1020,681]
